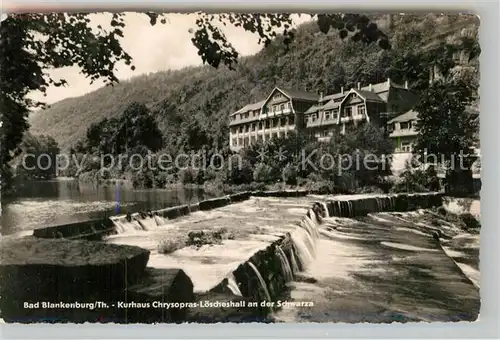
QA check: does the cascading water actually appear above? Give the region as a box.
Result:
[226,273,243,296]
[290,247,300,274]
[276,246,294,282]
[304,213,320,241]
[290,228,315,268]
[110,215,145,234]
[247,262,272,302]
[320,202,330,218]
[154,215,168,226]
[298,221,315,254]
[136,217,157,231]
[348,201,353,217]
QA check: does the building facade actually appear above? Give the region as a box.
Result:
[229,88,319,151]
[229,78,418,151]
[387,109,418,153]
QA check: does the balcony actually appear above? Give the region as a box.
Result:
[353,114,364,120]
[389,129,418,138]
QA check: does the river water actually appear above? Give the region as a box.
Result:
[0,179,214,236]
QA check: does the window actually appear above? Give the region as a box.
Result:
[325,111,331,120]
[400,122,410,130]
[311,113,318,122]
[344,107,352,117]
[289,115,295,125]
[357,105,366,116]
[232,139,237,146]
[332,109,339,120]
[401,141,412,152]
[280,104,285,111]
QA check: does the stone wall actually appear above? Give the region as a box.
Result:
[0,237,194,323]
[32,218,115,240]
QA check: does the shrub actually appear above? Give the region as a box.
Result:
[227,158,254,185]
[460,213,481,229]
[436,206,448,216]
[253,163,275,184]
[158,236,187,254]
[282,164,298,185]
[178,167,198,184]
[186,228,234,248]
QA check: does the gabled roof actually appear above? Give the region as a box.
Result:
[278,87,319,102]
[231,100,266,116]
[388,110,419,123]
[353,89,384,102]
[322,100,341,110]
[305,105,322,114]
[322,92,345,103]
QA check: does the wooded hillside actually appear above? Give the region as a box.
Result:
[29,13,478,152]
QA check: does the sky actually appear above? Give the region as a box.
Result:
[28,13,312,105]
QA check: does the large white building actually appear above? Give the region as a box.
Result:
[229,78,418,151]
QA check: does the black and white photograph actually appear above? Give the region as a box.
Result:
[0,12,480,324]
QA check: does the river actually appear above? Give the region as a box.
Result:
[0,179,215,236]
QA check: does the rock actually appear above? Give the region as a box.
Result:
[125,268,195,323]
[0,237,150,323]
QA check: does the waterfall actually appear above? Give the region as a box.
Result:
[226,274,243,296]
[110,215,145,234]
[290,247,300,274]
[136,217,157,231]
[321,202,330,218]
[154,215,168,226]
[297,222,316,254]
[348,201,353,217]
[290,229,315,268]
[247,262,272,302]
[276,246,294,282]
[302,216,320,243]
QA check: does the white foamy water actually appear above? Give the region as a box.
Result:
[227,273,243,296]
[106,197,321,292]
[380,242,440,252]
[274,236,380,322]
[248,262,272,302]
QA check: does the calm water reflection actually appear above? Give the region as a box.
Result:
[0,179,217,236]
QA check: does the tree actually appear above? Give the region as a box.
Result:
[83,102,163,156]
[413,78,478,195]
[0,12,389,193]
[15,133,60,180]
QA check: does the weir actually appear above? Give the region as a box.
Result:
[1,191,479,323]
